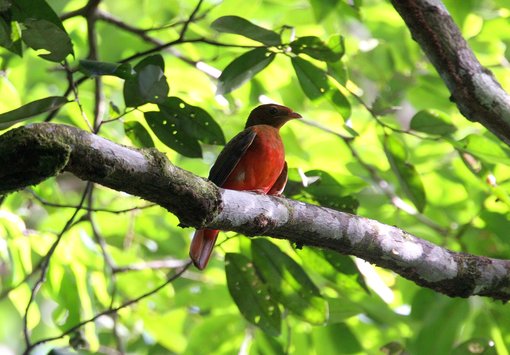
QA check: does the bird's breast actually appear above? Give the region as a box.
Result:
[223,125,285,192]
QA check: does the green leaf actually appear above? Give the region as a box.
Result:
[21,19,73,62]
[454,134,510,165]
[184,314,244,355]
[328,88,351,120]
[322,251,369,293]
[217,48,275,95]
[124,54,169,107]
[225,253,281,336]
[312,323,363,354]
[0,96,68,126]
[12,0,67,31]
[158,97,225,145]
[12,0,73,61]
[251,238,328,325]
[211,16,281,45]
[309,0,341,21]
[79,60,133,79]
[328,34,345,60]
[290,36,344,62]
[326,297,363,323]
[384,134,427,212]
[291,57,329,100]
[0,17,22,56]
[144,111,202,158]
[251,331,285,355]
[327,61,348,85]
[124,121,154,148]
[410,109,456,135]
[145,97,225,157]
[409,290,470,354]
[292,170,359,213]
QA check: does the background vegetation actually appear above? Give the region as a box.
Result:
[1,0,510,353]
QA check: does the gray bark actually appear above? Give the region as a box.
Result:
[391,0,510,146]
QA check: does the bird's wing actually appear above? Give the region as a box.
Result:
[208,127,257,186]
[268,161,288,196]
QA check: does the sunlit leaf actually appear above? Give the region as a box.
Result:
[124,121,155,148]
[321,250,369,293]
[225,253,281,336]
[185,314,244,354]
[312,322,363,354]
[291,57,329,100]
[326,297,363,323]
[409,290,470,354]
[384,134,427,212]
[211,16,281,45]
[410,109,456,135]
[0,96,68,125]
[454,134,510,165]
[217,48,275,95]
[251,238,328,325]
[327,61,348,85]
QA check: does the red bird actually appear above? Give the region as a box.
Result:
[190,104,301,269]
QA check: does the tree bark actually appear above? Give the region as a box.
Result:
[1,123,510,301]
[391,0,510,146]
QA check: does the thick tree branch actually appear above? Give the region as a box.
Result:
[1,123,510,300]
[391,0,510,146]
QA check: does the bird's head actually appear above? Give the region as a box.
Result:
[245,104,302,129]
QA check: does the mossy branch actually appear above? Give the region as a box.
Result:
[1,123,510,300]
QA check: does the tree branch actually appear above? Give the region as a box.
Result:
[390,0,510,146]
[1,123,510,300]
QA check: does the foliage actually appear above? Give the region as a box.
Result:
[0,0,510,354]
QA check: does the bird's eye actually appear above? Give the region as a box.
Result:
[269,107,279,115]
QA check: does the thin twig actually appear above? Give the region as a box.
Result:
[63,61,94,131]
[83,0,105,131]
[27,189,156,214]
[86,185,125,353]
[23,183,91,350]
[25,262,192,354]
[179,0,205,40]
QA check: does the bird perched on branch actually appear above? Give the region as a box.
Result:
[190,103,301,269]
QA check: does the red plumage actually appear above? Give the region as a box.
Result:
[190,104,301,269]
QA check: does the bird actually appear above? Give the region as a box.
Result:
[189,103,301,269]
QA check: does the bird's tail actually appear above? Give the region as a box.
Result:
[190,229,219,270]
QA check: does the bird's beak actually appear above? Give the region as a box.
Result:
[288,111,302,119]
